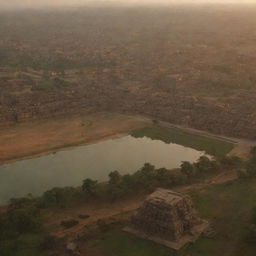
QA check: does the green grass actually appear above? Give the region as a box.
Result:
[130,126,234,157]
[100,229,173,256]
[185,179,256,256]
[0,233,45,256]
[93,178,256,256]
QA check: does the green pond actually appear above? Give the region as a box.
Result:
[0,135,206,205]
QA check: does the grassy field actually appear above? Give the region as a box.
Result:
[99,229,171,256]
[131,126,234,157]
[185,180,256,256]
[0,233,46,256]
[89,178,256,256]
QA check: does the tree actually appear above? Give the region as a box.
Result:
[195,156,212,173]
[108,171,121,184]
[209,159,221,171]
[122,174,135,190]
[133,163,156,189]
[156,168,168,182]
[82,179,98,195]
[8,206,41,233]
[180,161,194,178]
[172,172,188,185]
[220,156,242,169]
[140,163,156,180]
[107,171,127,200]
[141,163,155,173]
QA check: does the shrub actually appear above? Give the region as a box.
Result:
[220,156,243,169]
[121,174,136,190]
[0,198,43,243]
[8,206,41,233]
[195,156,212,173]
[39,235,64,250]
[132,163,157,188]
[40,187,79,208]
[237,169,248,179]
[78,214,90,219]
[96,219,109,232]
[82,179,98,195]
[245,225,256,243]
[109,171,122,184]
[171,172,188,186]
[60,219,79,229]
[180,161,195,179]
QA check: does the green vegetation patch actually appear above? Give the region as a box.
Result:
[186,179,256,256]
[0,198,46,256]
[94,178,256,256]
[99,229,172,256]
[131,126,234,157]
[32,77,72,91]
[99,229,214,256]
[0,233,46,256]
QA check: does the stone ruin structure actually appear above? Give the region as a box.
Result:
[124,188,208,250]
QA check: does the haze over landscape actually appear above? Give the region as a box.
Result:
[1,0,256,9]
[1,0,256,255]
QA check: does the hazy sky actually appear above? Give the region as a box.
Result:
[1,0,256,9]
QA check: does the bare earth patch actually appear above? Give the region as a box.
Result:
[0,112,151,165]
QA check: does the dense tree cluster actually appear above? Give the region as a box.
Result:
[32,155,244,208]
[0,198,43,256]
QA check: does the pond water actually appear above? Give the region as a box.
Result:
[0,135,206,205]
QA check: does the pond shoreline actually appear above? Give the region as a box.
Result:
[0,113,151,166]
[0,135,206,205]
[1,112,251,167]
[0,132,127,166]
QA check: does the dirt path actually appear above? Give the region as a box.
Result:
[50,170,237,239]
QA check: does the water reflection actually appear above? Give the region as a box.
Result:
[0,135,205,204]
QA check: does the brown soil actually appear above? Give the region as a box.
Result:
[0,113,151,165]
[46,194,145,238]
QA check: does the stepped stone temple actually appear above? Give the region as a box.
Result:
[124,188,208,250]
